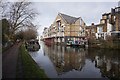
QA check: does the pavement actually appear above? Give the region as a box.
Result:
[2,42,21,79]
[0,53,2,79]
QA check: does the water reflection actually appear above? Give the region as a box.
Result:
[29,42,120,79]
[43,44,87,75]
[87,49,120,79]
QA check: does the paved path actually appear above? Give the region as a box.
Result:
[2,42,21,79]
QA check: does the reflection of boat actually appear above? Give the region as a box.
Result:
[26,39,40,51]
[66,40,85,47]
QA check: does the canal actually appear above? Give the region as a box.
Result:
[29,41,120,79]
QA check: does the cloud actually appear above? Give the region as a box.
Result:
[29,0,119,2]
[4,1,119,36]
[31,2,118,35]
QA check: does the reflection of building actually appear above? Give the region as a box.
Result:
[43,44,86,75]
[95,56,103,68]
[87,48,120,79]
[94,51,120,79]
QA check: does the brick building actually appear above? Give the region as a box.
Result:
[42,13,86,45]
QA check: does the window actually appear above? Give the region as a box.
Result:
[101,20,105,24]
[83,29,84,32]
[61,26,64,32]
[57,20,61,27]
[56,20,61,32]
[99,27,103,33]
[92,29,94,33]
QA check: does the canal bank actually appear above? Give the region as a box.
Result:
[29,41,120,79]
[88,39,120,49]
[17,43,48,79]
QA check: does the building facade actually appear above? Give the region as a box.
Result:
[86,23,97,39]
[43,27,49,39]
[86,6,120,40]
[42,13,86,45]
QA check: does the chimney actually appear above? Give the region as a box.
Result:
[91,23,94,25]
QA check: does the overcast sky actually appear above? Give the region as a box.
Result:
[5,0,120,35]
[31,2,118,36]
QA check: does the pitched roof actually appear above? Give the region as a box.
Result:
[58,13,79,24]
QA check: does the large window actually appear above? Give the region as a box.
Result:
[92,29,95,33]
[57,20,61,27]
[97,27,103,33]
[99,27,103,32]
[56,20,61,32]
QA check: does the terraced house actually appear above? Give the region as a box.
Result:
[43,13,86,45]
[86,6,120,40]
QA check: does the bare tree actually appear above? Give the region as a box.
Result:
[4,0,38,39]
[24,28,38,40]
[0,0,10,19]
[16,26,38,40]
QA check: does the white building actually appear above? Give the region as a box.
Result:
[43,27,49,39]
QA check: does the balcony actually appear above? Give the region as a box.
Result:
[56,32,64,37]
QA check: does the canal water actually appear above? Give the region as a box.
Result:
[29,41,120,79]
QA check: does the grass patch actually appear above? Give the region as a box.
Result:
[20,43,49,79]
